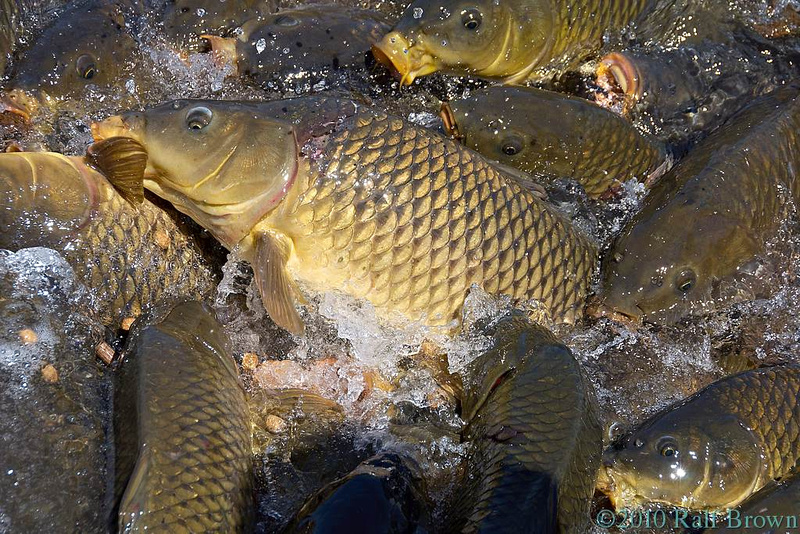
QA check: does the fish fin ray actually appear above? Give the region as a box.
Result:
[253,230,305,335]
[87,137,147,205]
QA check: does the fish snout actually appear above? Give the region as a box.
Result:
[91,112,145,142]
[595,52,642,114]
[0,89,39,121]
[585,295,643,327]
[372,31,437,85]
[203,35,239,73]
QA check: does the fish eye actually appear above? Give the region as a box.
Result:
[460,8,482,30]
[186,106,213,130]
[501,135,523,156]
[274,14,299,26]
[657,437,679,457]
[674,269,696,294]
[76,54,97,79]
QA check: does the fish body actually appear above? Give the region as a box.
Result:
[601,86,800,323]
[599,365,800,511]
[450,316,603,533]
[372,0,652,84]
[0,151,217,326]
[442,86,667,197]
[288,452,430,533]
[92,97,597,334]
[1,0,141,120]
[207,5,389,84]
[163,0,275,50]
[714,471,800,532]
[114,301,254,532]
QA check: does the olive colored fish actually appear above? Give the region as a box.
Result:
[288,452,431,533]
[598,365,800,511]
[92,96,597,335]
[0,150,217,327]
[0,0,21,76]
[714,471,800,532]
[114,301,254,532]
[600,86,800,323]
[163,0,275,50]
[441,86,668,198]
[448,315,602,533]
[1,0,141,120]
[206,5,389,85]
[593,33,798,147]
[371,0,653,84]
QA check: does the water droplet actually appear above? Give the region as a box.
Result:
[255,38,266,54]
[195,8,206,16]
[413,7,424,18]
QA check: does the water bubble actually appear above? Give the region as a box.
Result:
[195,8,206,17]
[255,38,267,54]
[413,7,424,18]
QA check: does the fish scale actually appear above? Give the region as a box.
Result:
[275,107,597,325]
[0,152,217,326]
[115,302,254,532]
[448,317,603,533]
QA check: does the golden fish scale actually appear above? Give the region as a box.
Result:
[713,367,800,480]
[574,117,664,195]
[281,110,597,324]
[62,190,217,325]
[130,319,253,531]
[550,0,651,67]
[452,320,602,533]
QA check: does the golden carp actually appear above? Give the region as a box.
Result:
[371,0,652,84]
[441,86,668,198]
[114,301,254,532]
[0,150,217,327]
[600,86,800,323]
[598,365,800,511]
[91,96,598,335]
[449,315,602,532]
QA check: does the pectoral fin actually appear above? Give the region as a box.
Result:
[253,230,305,335]
[86,137,147,205]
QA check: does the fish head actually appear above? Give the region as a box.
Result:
[91,100,299,249]
[372,0,552,83]
[442,87,592,177]
[601,202,760,323]
[600,408,764,511]
[3,4,137,120]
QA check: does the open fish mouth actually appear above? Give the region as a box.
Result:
[371,32,438,85]
[439,102,463,141]
[595,52,643,114]
[585,296,644,327]
[0,89,39,121]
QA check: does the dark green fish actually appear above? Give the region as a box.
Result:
[449,315,602,533]
[114,301,254,532]
[441,86,668,198]
[288,452,431,533]
[372,0,653,84]
[92,96,597,334]
[206,5,389,85]
[0,150,217,327]
[600,86,800,323]
[1,0,141,120]
[599,365,800,511]
[163,0,275,50]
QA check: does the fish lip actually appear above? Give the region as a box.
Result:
[371,32,437,85]
[91,114,135,143]
[439,102,463,141]
[595,52,643,114]
[0,89,38,121]
[586,296,644,326]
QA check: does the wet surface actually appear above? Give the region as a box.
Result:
[2,0,800,532]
